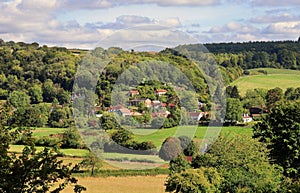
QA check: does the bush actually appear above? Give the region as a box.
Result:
[159,137,182,161]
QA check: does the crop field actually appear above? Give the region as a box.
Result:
[61,175,167,193]
[231,68,300,96]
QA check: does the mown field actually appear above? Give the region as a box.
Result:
[231,68,300,96]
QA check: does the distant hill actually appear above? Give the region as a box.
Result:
[176,41,300,70]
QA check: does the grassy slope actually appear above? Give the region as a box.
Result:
[231,68,300,96]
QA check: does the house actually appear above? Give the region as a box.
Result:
[107,105,131,117]
[168,103,176,109]
[242,114,253,123]
[155,89,167,96]
[152,100,162,108]
[151,110,171,118]
[130,111,143,116]
[129,90,139,97]
[187,112,203,121]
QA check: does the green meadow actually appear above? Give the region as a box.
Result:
[231,68,300,96]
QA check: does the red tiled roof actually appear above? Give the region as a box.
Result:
[130,90,139,94]
[155,89,167,93]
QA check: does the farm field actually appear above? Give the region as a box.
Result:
[231,68,300,96]
[62,175,167,193]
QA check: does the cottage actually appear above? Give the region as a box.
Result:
[155,89,167,96]
[151,110,171,118]
[129,90,139,97]
[187,112,203,121]
[242,114,253,123]
[107,105,131,117]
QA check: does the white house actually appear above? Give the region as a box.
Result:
[242,114,253,123]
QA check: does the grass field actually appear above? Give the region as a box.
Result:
[133,126,252,147]
[62,175,167,193]
[231,68,300,96]
[32,127,66,137]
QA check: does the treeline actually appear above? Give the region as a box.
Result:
[176,40,300,71]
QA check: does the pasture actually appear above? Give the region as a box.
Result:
[231,68,300,96]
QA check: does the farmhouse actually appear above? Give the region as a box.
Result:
[187,112,203,121]
[155,89,167,96]
[129,90,139,97]
[242,114,253,123]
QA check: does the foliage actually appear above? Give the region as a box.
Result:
[253,100,300,179]
[167,134,283,193]
[159,137,182,161]
[266,87,283,109]
[0,126,85,193]
[225,98,243,123]
[61,128,84,149]
[178,136,198,156]
[166,167,223,193]
[98,112,121,130]
[80,152,102,176]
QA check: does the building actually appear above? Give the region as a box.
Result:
[155,89,167,96]
[242,114,253,123]
[187,112,203,121]
[129,90,139,97]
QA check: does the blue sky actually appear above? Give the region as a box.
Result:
[0,0,300,49]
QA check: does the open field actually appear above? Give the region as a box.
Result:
[62,175,167,193]
[32,127,66,137]
[231,68,300,96]
[133,126,252,147]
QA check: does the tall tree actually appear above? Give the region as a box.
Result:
[225,98,243,123]
[253,101,300,179]
[266,87,283,109]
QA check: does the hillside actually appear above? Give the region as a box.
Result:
[231,68,300,96]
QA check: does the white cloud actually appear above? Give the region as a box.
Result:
[250,0,300,6]
[60,0,221,9]
[206,22,258,34]
[250,13,300,23]
[263,21,300,35]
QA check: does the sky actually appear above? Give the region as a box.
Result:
[0,0,300,49]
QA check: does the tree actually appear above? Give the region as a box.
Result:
[0,126,85,192]
[266,87,283,109]
[61,128,84,149]
[178,134,283,193]
[159,137,182,161]
[8,90,30,110]
[243,89,265,109]
[230,85,240,99]
[110,129,133,146]
[98,112,121,130]
[253,101,300,179]
[225,98,243,123]
[81,152,102,176]
[28,85,43,104]
[178,136,198,156]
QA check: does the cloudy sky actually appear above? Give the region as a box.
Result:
[1,0,300,49]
